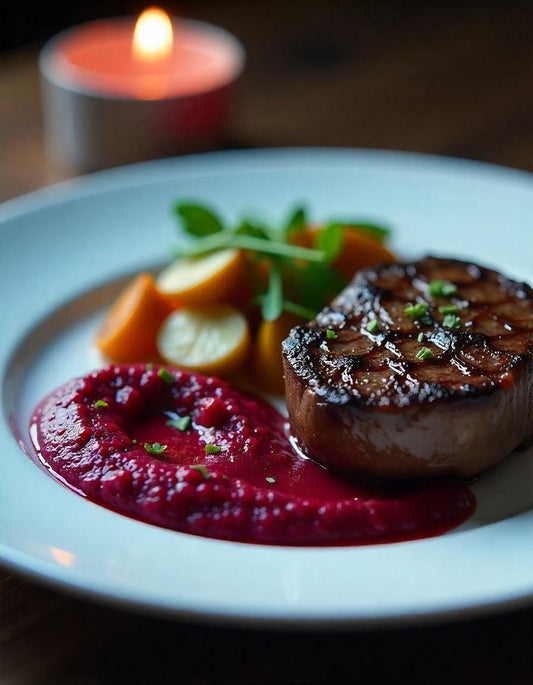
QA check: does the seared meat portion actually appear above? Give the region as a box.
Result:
[282,256,533,479]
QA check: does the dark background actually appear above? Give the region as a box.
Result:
[2,0,533,175]
[3,0,410,52]
[1,0,145,50]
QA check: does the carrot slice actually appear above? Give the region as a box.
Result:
[290,225,395,280]
[95,273,173,362]
[333,228,396,281]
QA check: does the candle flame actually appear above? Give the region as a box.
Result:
[133,7,174,62]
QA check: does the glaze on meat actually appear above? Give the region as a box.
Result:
[282,256,533,479]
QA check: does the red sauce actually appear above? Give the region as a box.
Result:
[29,364,475,545]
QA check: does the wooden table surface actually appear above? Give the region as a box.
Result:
[1,1,532,682]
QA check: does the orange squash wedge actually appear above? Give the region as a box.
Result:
[290,225,395,280]
[95,273,174,362]
[252,311,303,394]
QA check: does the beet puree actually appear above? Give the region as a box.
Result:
[29,364,475,545]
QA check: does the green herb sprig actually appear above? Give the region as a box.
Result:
[172,202,391,322]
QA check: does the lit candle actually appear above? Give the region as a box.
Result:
[39,8,245,172]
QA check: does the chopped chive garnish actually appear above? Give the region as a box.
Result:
[430,280,457,297]
[366,319,380,334]
[442,283,458,296]
[429,280,444,296]
[326,329,338,339]
[443,313,461,329]
[146,362,154,370]
[417,332,424,343]
[404,302,429,320]
[415,347,433,361]
[157,368,174,385]
[190,464,210,479]
[265,476,276,484]
[439,304,459,314]
[205,444,222,454]
[93,400,108,409]
[131,438,137,444]
[144,442,167,455]
[167,416,192,431]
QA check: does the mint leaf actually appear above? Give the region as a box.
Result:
[169,200,393,328]
[174,203,225,237]
[286,261,346,315]
[285,206,307,236]
[316,223,343,263]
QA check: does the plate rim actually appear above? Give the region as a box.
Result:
[3,146,533,221]
[1,544,531,629]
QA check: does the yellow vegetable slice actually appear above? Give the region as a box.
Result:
[252,312,303,394]
[157,305,251,377]
[156,248,248,307]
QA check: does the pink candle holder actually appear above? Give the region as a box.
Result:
[39,13,245,172]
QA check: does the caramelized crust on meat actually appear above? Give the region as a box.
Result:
[282,257,533,479]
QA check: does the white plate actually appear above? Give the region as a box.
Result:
[1,148,532,627]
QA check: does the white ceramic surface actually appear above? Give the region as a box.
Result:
[1,148,532,627]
